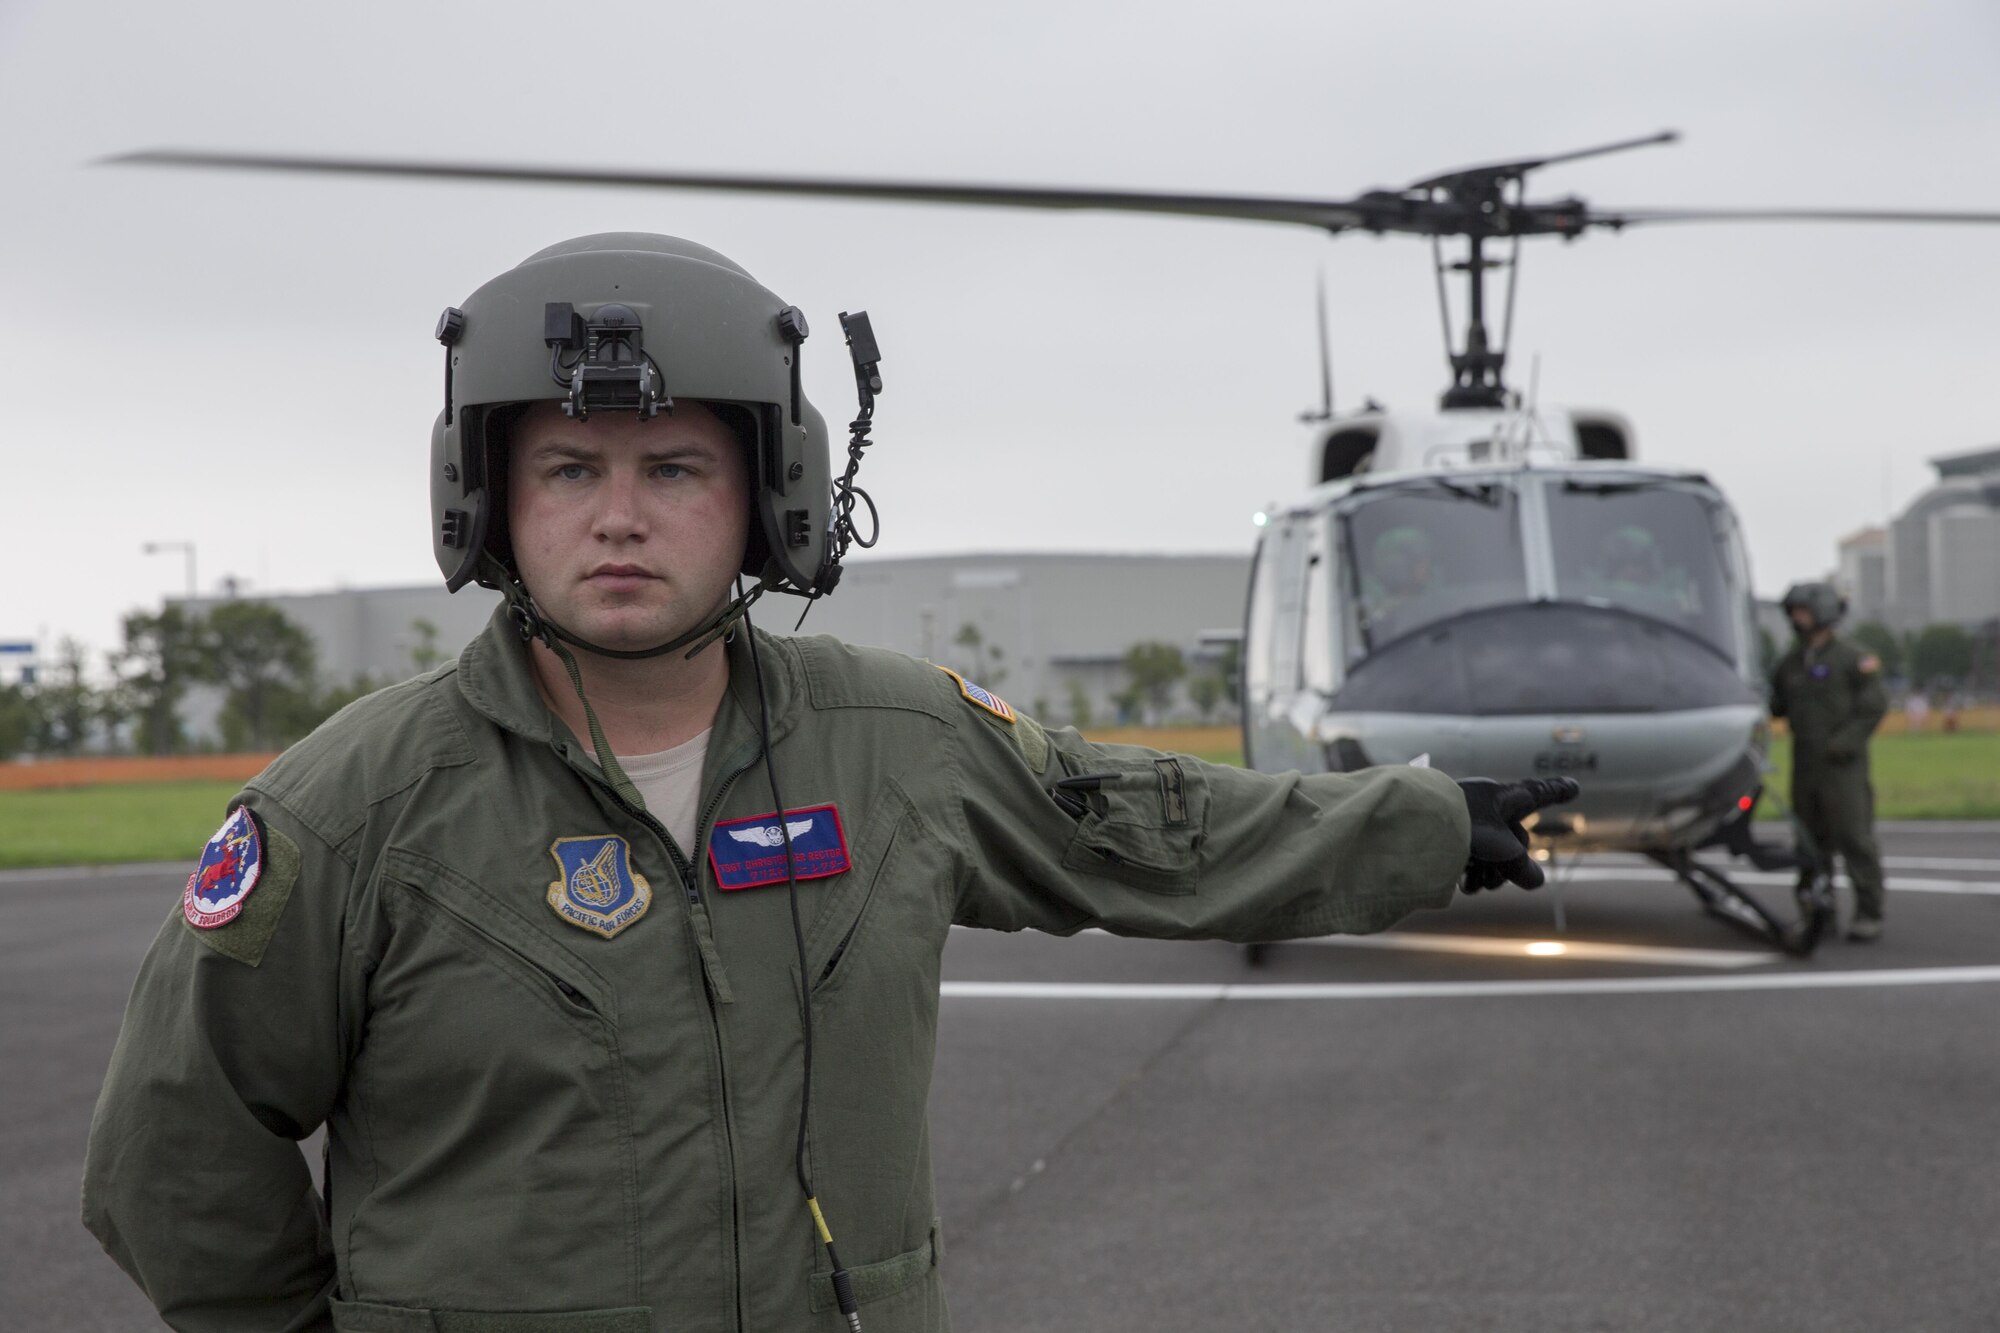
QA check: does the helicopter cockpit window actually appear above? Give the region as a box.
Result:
[1341,481,1527,655]
[1546,482,1738,657]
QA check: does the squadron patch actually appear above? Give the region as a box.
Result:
[545,836,652,939]
[1859,654,1882,674]
[183,806,264,929]
[709,804,851,891]
[937,665,1016,723]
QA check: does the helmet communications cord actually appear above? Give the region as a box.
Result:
[741,587,863,1333]
[794,311,883,631]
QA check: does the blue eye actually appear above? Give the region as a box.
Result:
[556,464,587,481]
[655,463,686,480]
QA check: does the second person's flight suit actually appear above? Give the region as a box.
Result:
[1771,631,1888,926]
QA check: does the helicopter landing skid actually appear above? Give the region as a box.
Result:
[1649,849,1830,958]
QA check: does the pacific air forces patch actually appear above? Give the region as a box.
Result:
[183,806,264,929]
[937,665,1016,723]
[546,835,652,938]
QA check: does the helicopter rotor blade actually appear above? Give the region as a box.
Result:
[1595,205,2000,227]
[1408,130,1679,191]
[107,149,1394,234]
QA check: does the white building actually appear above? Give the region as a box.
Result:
[1885,446,2000,631]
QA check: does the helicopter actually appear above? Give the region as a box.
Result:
[113,134,2000,955]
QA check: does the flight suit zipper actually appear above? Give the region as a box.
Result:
[560,737,764,1333]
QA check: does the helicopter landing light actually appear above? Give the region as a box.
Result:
[1552,726,1587,744]
[1524,941,1568,957]
[1252,510,1269,527]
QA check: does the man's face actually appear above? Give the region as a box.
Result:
[1788,605,1817,635]
[508,400,750,653]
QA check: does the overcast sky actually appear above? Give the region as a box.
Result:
[4,0,1998,670]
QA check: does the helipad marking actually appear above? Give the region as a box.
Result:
[940,965,2000,1001]
[1278,930,1774,968]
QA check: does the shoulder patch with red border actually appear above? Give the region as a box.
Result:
[183,806,264,929]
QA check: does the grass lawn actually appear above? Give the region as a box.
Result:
[4,729,1994,869]
[0,781,240,870]
[1758,731,2000,821]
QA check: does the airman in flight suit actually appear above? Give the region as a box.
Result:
[1770,581,1888,941]
[84,233,1578,1332]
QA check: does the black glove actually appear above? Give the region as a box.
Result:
[1456,777,1581,892]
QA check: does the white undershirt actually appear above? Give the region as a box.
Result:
[616,727,713,856]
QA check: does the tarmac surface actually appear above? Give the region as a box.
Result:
[8,824,1999,1330]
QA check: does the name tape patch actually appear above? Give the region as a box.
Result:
[183,806,264,929]
[708,804,851,891]
[546,835,653,938]
[938,665,1016,723]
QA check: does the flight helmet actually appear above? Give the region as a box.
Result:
[1780,581,1846,631]
[430,233,860,656]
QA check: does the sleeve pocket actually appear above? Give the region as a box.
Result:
[1056,755,1208,895]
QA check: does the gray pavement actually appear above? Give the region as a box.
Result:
[6,828,1998,1330]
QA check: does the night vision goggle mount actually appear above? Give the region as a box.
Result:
[545,302,665,419]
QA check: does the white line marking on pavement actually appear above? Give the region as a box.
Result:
[940,965,2000,1000]
[1276,931,1775,969]
[1574,868,2000,896]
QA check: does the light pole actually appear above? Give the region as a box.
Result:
[142,541,197,600]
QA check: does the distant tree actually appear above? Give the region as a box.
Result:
[1187,671,1224,722]
[309,675,385,727]
[1122,641,1187,723]
[1850,621,1902,679]
[1066,679,1094,730]
[0,683,33,759]
[408,617,445,674]
[953,622,1008,689]
[1909,623,1974,687]
[115,606,210,755]
[201,602,318,751]
[1217,640,1244,707]
[30,639,98,756]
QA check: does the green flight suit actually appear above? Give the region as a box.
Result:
[1770,632,1888,921]
[84,608,1472,1333]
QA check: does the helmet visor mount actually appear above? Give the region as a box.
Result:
[545,301,667,421]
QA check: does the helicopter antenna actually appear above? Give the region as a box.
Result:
[1299,268,1335,422]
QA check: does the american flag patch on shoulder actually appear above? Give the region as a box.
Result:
[937,665,1016,724]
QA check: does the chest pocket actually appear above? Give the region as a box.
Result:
[1055,753,1209,895]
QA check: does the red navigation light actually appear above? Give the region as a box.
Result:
[1737,795,1755,811]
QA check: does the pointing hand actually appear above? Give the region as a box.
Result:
[1455,777,1581,892]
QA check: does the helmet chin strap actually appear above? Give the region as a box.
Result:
[488,558,771,809]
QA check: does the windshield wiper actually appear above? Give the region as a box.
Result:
[1562,476,1703,496]
[1365,476,1503,505]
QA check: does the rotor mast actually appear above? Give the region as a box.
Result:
[1415,131,1678,410]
